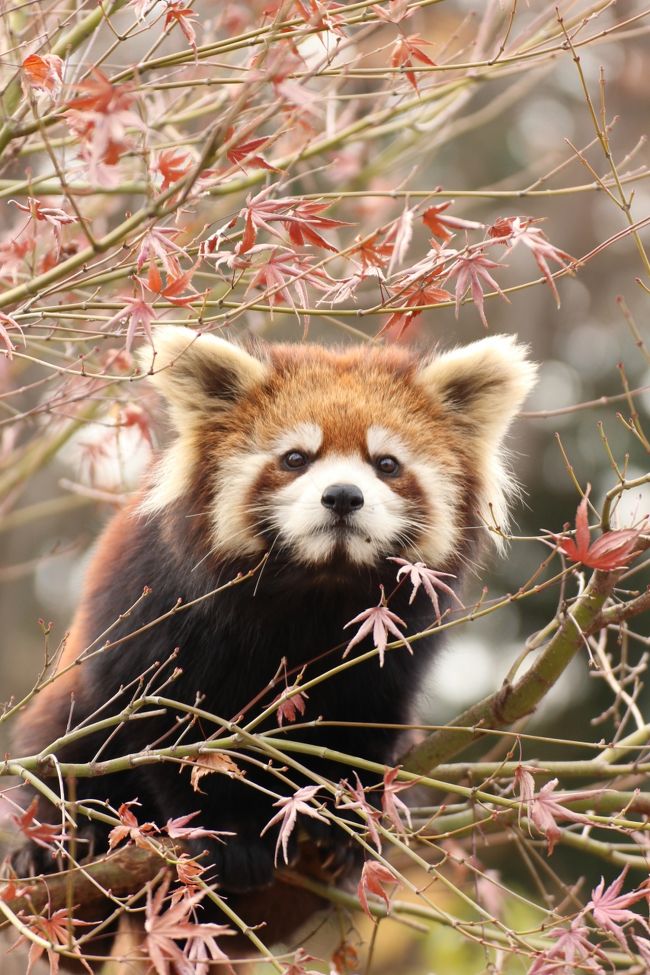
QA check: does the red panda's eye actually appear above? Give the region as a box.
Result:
[376,455,400,476]
[282,450,309,471]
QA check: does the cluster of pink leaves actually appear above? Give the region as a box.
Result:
[342,559,463,667]
[0,195,574,355]
[528,870,650,973]
[513,765,650,969]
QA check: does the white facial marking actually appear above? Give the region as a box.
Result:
[367,425,411,464]
[211,451,269,556]
[270,453,409,566]
[408,460,461,567]
[139,437,196,515]
[272,422,323,457]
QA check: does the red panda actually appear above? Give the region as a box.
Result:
[11,327,536,954]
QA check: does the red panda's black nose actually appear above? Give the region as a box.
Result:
[321,483,365,516]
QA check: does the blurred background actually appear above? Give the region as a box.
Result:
[1,1,649,972]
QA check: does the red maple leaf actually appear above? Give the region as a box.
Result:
[118,403,153,448]
[66,69,133,114]
[422,201,484,242]
[275,685,308,726]
[107,801,159,851]
[174,853,206,894]
[238,192,351,254]
[65,70,141,173]
[380,277,451,338]
[350,231,394,273]
[22,53,64,97]
[391,33,435,90]
[556,489,642,571]
[142,259,207,307]
[357,860,399,920]
[225,128,278,172]
[156,148,194,190]
[12,798,67,851]
[164,4,199,50]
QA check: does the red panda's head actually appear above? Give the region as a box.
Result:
[139,328,536,574]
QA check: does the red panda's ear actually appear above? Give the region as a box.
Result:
[139,326,269,427]
[414,335,537,447]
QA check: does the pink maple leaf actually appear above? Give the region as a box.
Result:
[528,917,605,974]
[260,785,328,865]
[0,312,24,358]
[343,585,411,667]
[587,869,650,949]
[165,811,233,842]
[245,249,333,322]
[337,773,382,851]
[525,779,601,855]
[282,947,323,975]
[105,291,157,352]
[373,0,413,25]
[136,226,190,276]
[144,876,217,975]
[381,767,416,835]
[9,197,77,254]
[634,936,650,967]
[445,248,509,328]
[185,924,236,975]
[389,557,464,622]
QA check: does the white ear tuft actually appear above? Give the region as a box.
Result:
[415,335,538,548]
[139,326,269,429]
[415,334,537,443]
